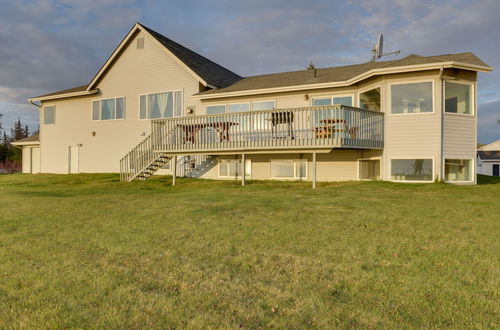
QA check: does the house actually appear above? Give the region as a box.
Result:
[19,23,493,186]
[477,140,500,176]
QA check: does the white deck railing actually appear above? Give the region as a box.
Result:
[150,105,384,153]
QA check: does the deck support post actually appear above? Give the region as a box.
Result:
[241,153,246,186]
[172,155,177,186]
[312,152,317,189]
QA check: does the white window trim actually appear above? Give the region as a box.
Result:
[387,79,435,116]
[357,84,382,111]
[206,104,227,115]
[443,80,475,117]
[269,159,308,180]
[218,159,251,179]
[42,105,56,126]
[91,96,126,122]
[138,89,184,121]
[389,157,435,183]
[310,94,355,107]
[443,158,474,183]
[357,157,382,181]
[251,100,276,111]
[227,102,251,112]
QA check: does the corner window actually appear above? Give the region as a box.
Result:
[43,106,55,125]
[218,159,251,178]
[445,159,472,182]
[445,82,472,115]
[270,159,307,180]
[359,88,381,111]
[139,91,182,119]
[92,97,125,121]
[313,96,353,107]
[207,105,226,115]
[359,159,380,180]
[391,159,433,182]
[391,82,433,114]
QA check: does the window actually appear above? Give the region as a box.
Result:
[445,159,472,182]
[136,37,144,49]
[359,159,380,180]
[445,82,472,115]
[312,96,353,107]
[359,88,381,111]
[270,159,307,180]
[252,101,275,111]
[207,105,225,115]
[43,106,55,125]
[218,159,251,178]
[139,91,182,119]
[228,103,250,113]
[92,97,125,120]
[391,82,433,114]
[391,159,433,181]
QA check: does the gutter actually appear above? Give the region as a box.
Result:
[28,89,99,103]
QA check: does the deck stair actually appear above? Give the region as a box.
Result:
[120,134,172,182]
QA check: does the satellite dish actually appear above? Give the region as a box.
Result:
[371,33,400,61]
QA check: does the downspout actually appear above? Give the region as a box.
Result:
[439,66,444,181]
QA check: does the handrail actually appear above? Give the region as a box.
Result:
[150,105,384,153]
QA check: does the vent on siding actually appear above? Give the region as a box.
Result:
[136,37,145,49]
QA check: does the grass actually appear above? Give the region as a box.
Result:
[0,174,499,328]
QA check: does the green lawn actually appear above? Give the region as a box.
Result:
[0,174,499,328]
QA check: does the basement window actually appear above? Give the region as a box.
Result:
[359,159,380,180]
[218,159,251,178]
[270,159,307,180]
[391,159,433,182]
[445,159,472,182]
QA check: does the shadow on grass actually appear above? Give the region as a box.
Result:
[477,174,500,185]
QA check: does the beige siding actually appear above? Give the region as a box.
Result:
[40,30,201,173]
[382,75,442,181]
[197,150,378,182]
[443,114,476,159]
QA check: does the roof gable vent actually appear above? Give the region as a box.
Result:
[136,37,144,49]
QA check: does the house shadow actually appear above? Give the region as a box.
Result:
[477,174,500,185]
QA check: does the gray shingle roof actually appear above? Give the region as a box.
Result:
[139,23,242,88]
[13,133,39,144]
[199,52,492,95]
[478,151,500,160]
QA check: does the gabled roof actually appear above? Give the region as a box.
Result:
[478,140,500,151]
[11,133,40,146]
[29,23,242,102]
[197,52,493,98]
[86,23,241,91]
[478,150,500,160]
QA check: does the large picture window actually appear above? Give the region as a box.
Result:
[391,82,433,114]
[359,159,380,180]
[445,82,472,115]
[92,97,125,120]
[359,88,381,111]
[139,91,182,119]
[43,106,56,125]
[391,159,433,181]
[270,159,307,180]
[445,159,472,182]
[218,159,251,178]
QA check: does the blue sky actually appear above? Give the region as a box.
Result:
[0,0,498,142]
